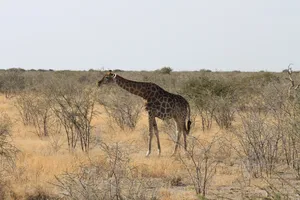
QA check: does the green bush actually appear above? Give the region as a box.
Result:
[156,66,173,75]
[182,76,236,129]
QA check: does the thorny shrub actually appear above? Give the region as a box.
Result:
[15,92,56,137]
[234,83,300,178]
[177,136,220,197]
[0,112,18,172]
[0,112,18,199]
[53,143,160,200]
[49,80,98,153]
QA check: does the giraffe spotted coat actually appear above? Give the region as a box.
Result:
[98,72,192,156]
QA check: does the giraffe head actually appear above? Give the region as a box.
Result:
[98,71,116,87]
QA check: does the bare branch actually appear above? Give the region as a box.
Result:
[285,63,300,98]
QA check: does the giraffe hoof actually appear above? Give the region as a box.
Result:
[158,150,161,156]
[145,151,151,157]
[171,150,180,157]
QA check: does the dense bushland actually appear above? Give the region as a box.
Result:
[1,68,300,198]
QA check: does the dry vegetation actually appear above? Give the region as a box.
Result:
[0,68,300,199]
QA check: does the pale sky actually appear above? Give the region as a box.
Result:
[0,0,299,71]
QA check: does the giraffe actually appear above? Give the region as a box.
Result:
[98,71,192,156]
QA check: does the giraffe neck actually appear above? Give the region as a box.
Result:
[114,75,150,99]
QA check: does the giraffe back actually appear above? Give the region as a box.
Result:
[145,85,189,120]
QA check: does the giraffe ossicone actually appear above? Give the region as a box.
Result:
[98,71,192,156]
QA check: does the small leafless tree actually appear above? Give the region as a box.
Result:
[177,136,219,197]
[234,111,281,177]
[29,96,52,137]
[15,93,35,126]
[50,82,98,153]
[281,66,300,177]
[15,93,60,137]
[0,112,18,179]
[286,64,300,98]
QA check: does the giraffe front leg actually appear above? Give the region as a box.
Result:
[146,114,154,157]
[153,118,161,156]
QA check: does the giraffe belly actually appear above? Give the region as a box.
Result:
[145,101,174,120]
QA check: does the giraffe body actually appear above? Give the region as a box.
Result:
[98,72,191,156]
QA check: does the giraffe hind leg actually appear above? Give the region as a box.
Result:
[183,124,188,151]
[146,114,154,157]
[172,119,182,156]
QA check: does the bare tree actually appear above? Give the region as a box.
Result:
[286,64,300,98]
[50,83,97,153]
[234,111,281,177]
[15,93,35,126]
[0,112,18,183]
[15,92,59,137]
[177,136,219,197]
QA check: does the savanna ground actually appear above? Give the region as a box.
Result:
[1,68,300,199]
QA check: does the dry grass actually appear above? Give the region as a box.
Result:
[0,94,289,199]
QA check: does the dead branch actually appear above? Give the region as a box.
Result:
[286,64,300,98]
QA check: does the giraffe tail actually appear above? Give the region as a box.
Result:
[186,103,192,135]
[187,120,192,135]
